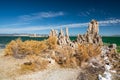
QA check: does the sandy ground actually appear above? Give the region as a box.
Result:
[0,49,25,80]
[0,48,119,80]
[15,68,80,80]
[0,49,80,80]
[0,49,4,56]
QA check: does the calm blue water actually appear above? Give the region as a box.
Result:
[0,36,48,48]
[0,36,120,48]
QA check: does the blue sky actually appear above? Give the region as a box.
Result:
[0,0,120,36]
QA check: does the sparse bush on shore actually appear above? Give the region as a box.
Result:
[4,37,58,73]
[52,46,78,68]
[5,36,58,57]
[75,43,101,66]
[4,37,102,73]
[19,58,49,74]
[4,38,48,57]
[51,43,101,68]
[46,36,58,49]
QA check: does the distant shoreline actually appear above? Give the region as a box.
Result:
[0,36,120,47]
[0,35,48,37]
[0,35,120,37]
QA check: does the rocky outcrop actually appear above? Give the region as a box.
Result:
[49,20,103,48]
[87,19,99,34]
[58,28,67,45]
[77,20,103,45]
[57,28,75,47]
[49,29,58,37]
[98,44,119,80]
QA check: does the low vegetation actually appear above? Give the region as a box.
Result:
[77,43,101,62]
[50,43,101,68]
[19,58,49,74]
[46,36,58,49]
[5,36,57,56]
[4,37,58,73]
[4,37,102,73]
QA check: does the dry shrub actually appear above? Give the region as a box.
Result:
[4,37,57,73]
[77,44,90,62]
[52,46,78,68]
[5,38,23,56]
[20,62,36,73]
[61,47,78,68]
[23,40,48,55]
[5,36,58,57]
[4,38,48,57]
[51,43,101,68]
[20,60,48,74]
[47,36,58,49]
[26,54,41,63]
[26,54,49,68]
[4,37,102,69]
[76,43,101,66]
[19,54,49,74]
[4,40,16,56]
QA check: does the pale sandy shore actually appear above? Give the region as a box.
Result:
[15,68,80,80]
[0,49,4,56]
[0,49,80,80]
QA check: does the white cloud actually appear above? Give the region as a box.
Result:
[0,19,120,33]
[99,19,120,26]
[0,22,30,28]
[19,11,64,21]
[0,23,87,33]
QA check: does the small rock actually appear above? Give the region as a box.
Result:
[108,44,117,49]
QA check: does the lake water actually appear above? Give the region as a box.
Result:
[0,36,120,48]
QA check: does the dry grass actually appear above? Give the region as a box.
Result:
[52,43,101,67]
[47,36,58,49]
[4,40,16,55]
[19,54,49,74]
[49,43,101,68]
[19,61,49,74]
[5,36,57,57]
[4,38,48,57]
[4,37,102,73]
[51,46,78,68]
[4,37,58,74]
[20,62,36,73]
[76,43,101,66]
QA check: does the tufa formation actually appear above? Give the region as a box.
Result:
[49,20,103,47]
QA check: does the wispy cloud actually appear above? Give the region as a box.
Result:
[0,23,88,33]
[19,11,64,21]
[0,22,30,28]
[0,19,120,33]
[99,19,120,26]
[79,11,90,17]
[79,8,95,17]
[78,8,111,18]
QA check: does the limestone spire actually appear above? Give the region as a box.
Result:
[88,19,99,34]
[60,28,64,36]
[49,29,57,37]
[66,27,69,37]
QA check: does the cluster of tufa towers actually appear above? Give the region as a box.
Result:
[49,20,103,48]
